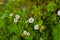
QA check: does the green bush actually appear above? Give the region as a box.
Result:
[0,0,60,40]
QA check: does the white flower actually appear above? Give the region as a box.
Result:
[14,18,18,22]
[15,15,20,19]
[40,38,43,40]
[26,32,30,36]
[23,30,30,36]
[34,24,39,30]
[28,17,34,23]
[57,10,60,16]
[23,30,27,35]
[9,13,13,17]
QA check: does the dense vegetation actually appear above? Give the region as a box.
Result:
[0,0,60,40]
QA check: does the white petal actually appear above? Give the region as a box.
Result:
[34,24,39,30]
[15,15,20,19]
[27,32,30,36]
[57,10,60,16]
[23,30,27,35]
[9,13,13,17]
[14,18,18,22]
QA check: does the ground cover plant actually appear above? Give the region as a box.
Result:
[0,0,60,40]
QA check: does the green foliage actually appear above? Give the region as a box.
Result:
[47,2,57,12]
[0,0,60,40]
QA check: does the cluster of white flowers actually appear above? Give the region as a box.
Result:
[34,24,39,30]
[14,15,20,22]
[9,13,20,22]
[25,17,45,31]
[23,30,30,36]
[57,10,60,16]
